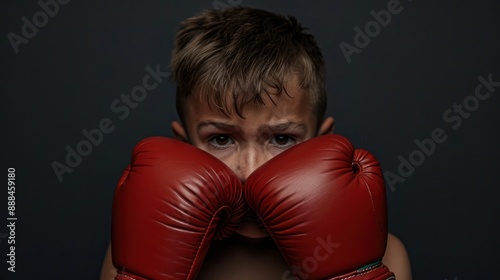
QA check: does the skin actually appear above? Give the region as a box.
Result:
[100,76,412,279]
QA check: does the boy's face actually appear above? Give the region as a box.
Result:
[172,75,334,237]
[172,75,334,183]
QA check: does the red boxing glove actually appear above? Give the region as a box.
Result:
[112,137,246,280]
[245,134,395,280]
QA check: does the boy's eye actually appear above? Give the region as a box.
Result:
[270,135,296,148]
[208,135,234,148]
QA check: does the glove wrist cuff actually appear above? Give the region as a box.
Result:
[328,262,395,280]
[115,271,148,280]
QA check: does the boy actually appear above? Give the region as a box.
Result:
[101,6,412,279]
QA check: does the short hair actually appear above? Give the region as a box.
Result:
[171,6,326,126]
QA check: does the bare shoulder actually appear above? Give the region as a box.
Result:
[383,233,412,280]
[100,243,117,280]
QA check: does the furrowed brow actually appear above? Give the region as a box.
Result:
[259,122,307,133]
[197,121,242,133]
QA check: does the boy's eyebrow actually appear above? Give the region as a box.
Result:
[258,122,306,133]
[196,121,306,133]
[197,121,242,132]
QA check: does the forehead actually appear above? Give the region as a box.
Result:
[184,75,316,128]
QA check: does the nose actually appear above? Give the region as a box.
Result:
[234,145,271,183]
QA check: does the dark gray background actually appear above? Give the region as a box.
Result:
[1,0,499,279]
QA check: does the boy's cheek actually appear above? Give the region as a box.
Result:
[194,143,235,164]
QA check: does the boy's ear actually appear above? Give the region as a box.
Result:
[171,121,188,142]
[318,116,335,135]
